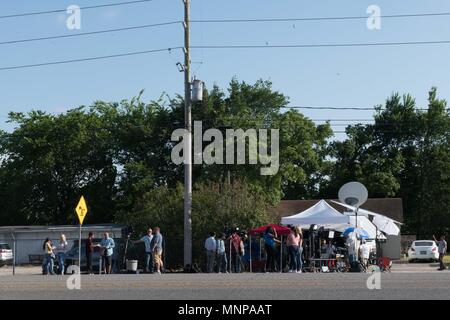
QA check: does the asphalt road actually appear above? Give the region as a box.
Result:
[1,270,450,300]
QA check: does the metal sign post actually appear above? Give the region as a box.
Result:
[75,195,88,271]
[78,224,82,268]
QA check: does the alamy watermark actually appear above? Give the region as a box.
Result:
[66,265,81,290]
[366,271,381,290]
[171,121,279,176]
[367,5,381,30]
[66,5,81,30]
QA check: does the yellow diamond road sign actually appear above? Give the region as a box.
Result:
[76,196,88,225]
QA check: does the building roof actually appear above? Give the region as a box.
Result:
[0,224,126,234]
[269,198,403,223]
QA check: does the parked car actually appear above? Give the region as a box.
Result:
[0,242,13,266]
[64,238,102,272]
[408,240,439,262]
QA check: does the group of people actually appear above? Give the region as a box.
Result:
[201,226,384,274]
[203,226,304,274]
[264,225,303,273]
[204,232,228,273]
[86,232,116,275]
[42,232,118,275]
[204,230,245,273]
[41,227,448,274]
[42,234,68,275]
[134,227,164,274]
[42,228,165,275]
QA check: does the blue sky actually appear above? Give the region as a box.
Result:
[0,0,449,138]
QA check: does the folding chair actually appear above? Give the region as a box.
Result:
[377,257,392,272]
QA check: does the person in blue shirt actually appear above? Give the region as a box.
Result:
[100,232,115,274]
[135,228,154,273]
[151,227,164,274]
[263,226,280,272]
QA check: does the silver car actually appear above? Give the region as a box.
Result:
[0,243,13,266]
[408,240,439,262]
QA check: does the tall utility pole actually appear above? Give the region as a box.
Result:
[183,0,192,267]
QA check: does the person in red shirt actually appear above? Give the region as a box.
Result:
[230,230,243,273]
[85,232,94,275]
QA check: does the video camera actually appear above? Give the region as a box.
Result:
[121,226,134,239]
[224,226,247,239]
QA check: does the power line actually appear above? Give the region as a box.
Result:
[0,21,181,46]
[284,106,440,111]
[0,47,183,71]
[191,12,450,24]
[0,0,155,20]
[312,119,375,122]
[327,124,369,127]
[3,38,450,71]
[285,106,377,110]
[2,13,449,47]
[192,40,450,50]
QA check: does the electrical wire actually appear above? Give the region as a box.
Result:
[283,106,447,111]
[0,0,155,20]
[3,38,450,71]
[0,47,183,71]
[0,21,181,46]
[191,40,450,50]
[191,12,450,24]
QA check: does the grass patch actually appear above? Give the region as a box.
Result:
[444,254,450,262]
[444,254,450,267]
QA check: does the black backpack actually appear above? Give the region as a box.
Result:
[349,261,363,272]
[184,263,201,273]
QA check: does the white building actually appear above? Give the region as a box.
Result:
[0,224,126,264]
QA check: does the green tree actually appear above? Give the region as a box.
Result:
[0,109,116,224]
[115,179,269,267]
[324,88,450,237]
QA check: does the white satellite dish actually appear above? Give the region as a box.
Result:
[338,182,368,208]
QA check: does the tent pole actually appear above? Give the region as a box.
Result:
[229,238,232,273]
[375,225,380,258]
[259,238,262,260]
[249,235,252,273]
[280,235,283,273]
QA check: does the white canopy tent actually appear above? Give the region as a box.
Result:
[281,200,350,229]
[280,200,391,239]
[331,200,401,236]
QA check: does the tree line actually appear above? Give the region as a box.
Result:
[0,80,448,246]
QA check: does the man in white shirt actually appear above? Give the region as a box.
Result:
[346,232,359,264]
[204,232,217,273]
[359,240,371,270]
[135,228,153,273]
